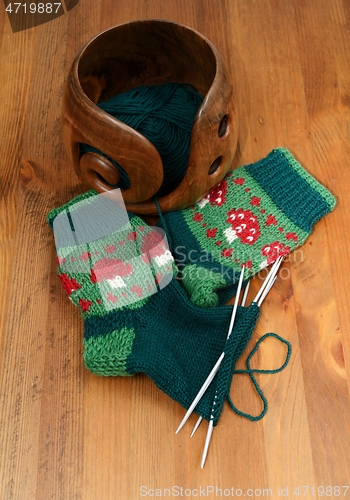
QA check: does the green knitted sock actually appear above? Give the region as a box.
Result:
[159,148,336,306]
[47,191,263,424]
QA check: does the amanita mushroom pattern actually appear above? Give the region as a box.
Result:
[90,257,133,288]
[224,208,261,245]
[198,179,228,208]
[260,242,290,268]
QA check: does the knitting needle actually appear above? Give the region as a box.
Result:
[190,416,203,437]
[197,267,246,468]
[175,265,246,434]
[190,261,282,438]
[241,280,250,307]
[175,352,224,434]
[190,278,251,438]
[200,260,283,468]
[258,276,277,307]
[225,264,246,341]
[201,420,214,468]
[253,256,281,304]
[253,256,282,304]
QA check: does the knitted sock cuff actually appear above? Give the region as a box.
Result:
[47,190,97,228]
[244,148,336,232]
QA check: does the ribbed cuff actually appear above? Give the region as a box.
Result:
[246,148,336,233]
[47,190,97,228]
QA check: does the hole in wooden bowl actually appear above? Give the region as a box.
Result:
[80,152,122,189]
[94,171,119,187]
[218,114,229,138]
[208,156,222,175]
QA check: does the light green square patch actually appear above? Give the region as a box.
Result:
[83,326,135,376]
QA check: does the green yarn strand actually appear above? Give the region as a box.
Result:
[227,332,292,421]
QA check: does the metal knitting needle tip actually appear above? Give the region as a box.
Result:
[226,265,246,340]
[175,352,224,434]
[200,420,214,468]
[190,416,203,437]
[241,280,250,307]
[199,267,245,465]
[176,266,245,434]
[253,256,282,304]
[256,257,283,305]
[258,276,277,307]
[253,257,281,304]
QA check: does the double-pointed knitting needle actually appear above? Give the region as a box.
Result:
[175,265,246,435]
[253,256,283,304]
[241,279,250,307]
[258,276,277,307]
[190,278,251,438]
[200,266,246,467]
[175,352,224,435]
[190,415,203,437]
[200,259,284,468]
[190,259,283,439]
[201,420,214,468]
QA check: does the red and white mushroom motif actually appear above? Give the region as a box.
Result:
[141,230,165,262]
[90,257,133,287]
[224,208,261,245]
[58,274,81,295]
[197,179,228,208]
[260,241,291,268]
[141,229,173,267]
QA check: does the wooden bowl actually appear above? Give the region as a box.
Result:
[62,19,238,215]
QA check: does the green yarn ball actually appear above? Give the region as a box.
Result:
[80,83,204,197]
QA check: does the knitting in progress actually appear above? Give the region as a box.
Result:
[48,195,265,424]
[159,148,336,307]
[47,148,335,427]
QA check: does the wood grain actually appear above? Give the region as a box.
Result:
[1,1,350,499]
[63,19,238,213]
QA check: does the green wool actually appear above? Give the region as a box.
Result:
[84,326,135,377]
[47,147,335,425]
[47,194,269,424]
[80,83,204,197]
[159,148,336,307]
[181,264,227,308]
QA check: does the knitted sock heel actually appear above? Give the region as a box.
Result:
[159,148,336,307]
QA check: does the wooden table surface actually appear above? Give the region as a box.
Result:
[1,1,350,499]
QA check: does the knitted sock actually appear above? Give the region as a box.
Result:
[159,148,336,307]
[47,191,262,424]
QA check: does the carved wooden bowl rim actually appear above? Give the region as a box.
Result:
[63,19,238,215]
